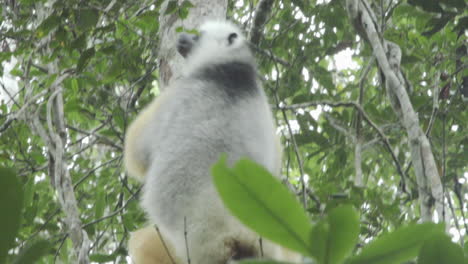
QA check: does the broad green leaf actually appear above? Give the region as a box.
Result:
[407,0,443,13]
[71,34,87,51]
[90,253,117,262]
[422,13,457,37]
[0,168,23,263]
[310,221,329,263]
[309,205,359,264]
[9,68,23,77]
[113,106,126,130]
[326,205,360,264]
[178,1,194,19]
[95,191,105,219]
[417,232,464,264]
[77,48,95,73]
[77,8,99,31]
[36,14,60,38]
[23,178,34,208]
[349,223,443,264]
[443,0,466,9]
[453,16,468,35]
[464,242,468,257]
[212,156,312,256]
[240,260,294,264]
[13,239,51,264]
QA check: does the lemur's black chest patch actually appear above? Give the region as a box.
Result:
[198,62,259,101]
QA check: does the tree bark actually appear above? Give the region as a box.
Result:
[158,0,228,90]
[21,5,92,263]
[346,0,449,224]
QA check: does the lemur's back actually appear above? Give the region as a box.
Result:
[141,61,277,217]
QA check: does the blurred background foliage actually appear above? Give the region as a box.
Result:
[0,0,466,262]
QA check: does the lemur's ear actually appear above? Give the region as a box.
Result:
[228,33,238,45]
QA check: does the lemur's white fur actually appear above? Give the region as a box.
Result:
[124,20,300,263]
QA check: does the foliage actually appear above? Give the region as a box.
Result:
[0,168,23,262]
[0,0,466,262]
[212,155,313,256]
[213,159,466,264]
[0,168,52,263]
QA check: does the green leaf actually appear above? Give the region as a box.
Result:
[239,260,293,264]
[0,168,23,263]
[453,16,468,36]
[9,68,23,77]
[349,223,443,264]
[77,8,99,31]
[309,205,359,264]
[36,14,61,38]
[442,0,466,9]
[90,253,117,262]
[326,205,360,264]
[408,0,443,13]
[95,191,105,219]
[310,221,329,263]
[212,156,312,256]
[422,12,457,36]
[113,106,126,130]
[178,1,194,19]
[13,239,51,264]
[464,241,468,257]
[77,47,95,73]
[23,178,34,208]
[417,232,465,264]
[71,34,87,51]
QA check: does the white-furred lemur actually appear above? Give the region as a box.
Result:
[124,20,301,264]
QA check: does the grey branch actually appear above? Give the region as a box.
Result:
[346,0,449,223]
[281,100,405,185]
[39,68,91,263]
[249,0,274,45]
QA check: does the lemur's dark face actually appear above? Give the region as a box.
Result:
[176,24,241,59]
[177,33,199,58]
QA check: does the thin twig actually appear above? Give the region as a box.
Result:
[249,0,274,45]
[154,225,176,264]
[0,90,47,133]
[82,187,140,228]
[271,63,310,209]
[184,217,191,264]
[250,44,291,67]
[258,238,264,257]
[281,100,406,184]
[354,58,375,187]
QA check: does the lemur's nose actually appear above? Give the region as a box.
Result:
[177,33,198,58]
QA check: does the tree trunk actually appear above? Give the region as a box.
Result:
[158,0,228,90]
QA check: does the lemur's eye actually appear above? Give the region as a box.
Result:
[228,33,238,45]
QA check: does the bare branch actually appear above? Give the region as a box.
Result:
[325,113,356,139]
[281,100,406,185]
[67,124,123,151]
[184,217,191,264]
[354,58,374,187]
[249,0,274,45]
[82,187,140,228]
[249,44,291,67]
[0,90,47,133]
[346,0,449,223]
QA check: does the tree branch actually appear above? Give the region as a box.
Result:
[248,0,274,46]
[346,0,449,223]
[281,100,406,186]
